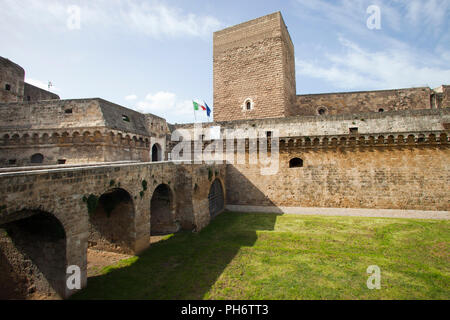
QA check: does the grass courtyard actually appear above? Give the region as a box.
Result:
[72,212,449,300]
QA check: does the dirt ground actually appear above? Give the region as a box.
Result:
[87,236,168,277]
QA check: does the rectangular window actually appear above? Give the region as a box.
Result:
[349,127,358,134]
[5,84,11,91]
[122,115,130,122]
[58,159,66,165]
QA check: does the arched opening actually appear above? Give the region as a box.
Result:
[152,143,162,162]
[150,184,178,235]
[318,108,326,115]
[0,211,67,299]
[208,179,225,219]
[243,98,253,111]
[289,158,303,168]
[30,153,44,164]
[88,188,135,254]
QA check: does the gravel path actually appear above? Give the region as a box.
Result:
[226,205,450,220]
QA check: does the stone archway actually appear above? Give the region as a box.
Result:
[0,211,67,299]
[152,143,162,162]
[208,179,225,219]
[88,188,135,254]
[150,184,178,235]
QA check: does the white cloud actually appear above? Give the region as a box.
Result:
[295,0,449,32]
[0,0,222,39]
[403,0,448,27]
[133,91,201,124]
[122,2,222,38]
[296,37,450,90]
[125,94,137,101]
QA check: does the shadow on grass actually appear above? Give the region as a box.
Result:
[71,212,278,300]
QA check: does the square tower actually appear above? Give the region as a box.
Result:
[213,12,296,121]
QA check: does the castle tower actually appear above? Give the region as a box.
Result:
[0,57,25,103]
[213,12,296,121]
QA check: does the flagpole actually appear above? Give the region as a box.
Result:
[192,100,197,123]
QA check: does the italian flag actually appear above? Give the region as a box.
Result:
[193,101,206,111]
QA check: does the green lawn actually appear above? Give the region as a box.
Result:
[72,212,450,300]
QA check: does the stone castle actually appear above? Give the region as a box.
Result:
[0,12,448,299]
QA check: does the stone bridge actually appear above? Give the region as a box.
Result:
[0,161,226,299]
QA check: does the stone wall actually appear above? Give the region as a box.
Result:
[0,99,155,166]
[226,144,449,211]
[213,12,296,121]
[0,130,151,167]
[432,85,450,110]
[173,109,450,140]
[23,83,59,102]
[294,87,433,116]
[0,161,226,298]
[0,212,67,299]
[0,57,25,103]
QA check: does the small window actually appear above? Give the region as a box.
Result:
[31,153,44,164]
[58,159,66,165]
[5,84,11,91]
[266,131,272,139]
[243,99,253,111]
[289,158,303,168]
[378,108,384,113]
[318,108,326,115]
[27,96,31,101]
[65,109,73,114]
[8,159,16,165]
[349,127,358,134]
[122,115,130,122]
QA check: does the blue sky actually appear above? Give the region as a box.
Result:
[1,0,449,124]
